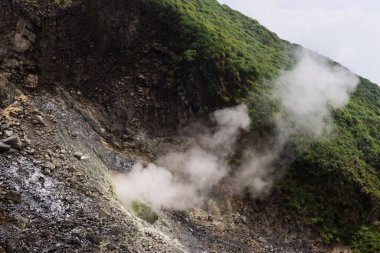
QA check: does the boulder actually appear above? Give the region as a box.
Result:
[0,142,11,153]
[2,135,22,150]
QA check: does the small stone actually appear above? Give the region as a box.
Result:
[4,130,13,137]
[258,237,267,243]
[26,149,35,155]
[33,159,41,165]
[44,162,56,170]
[35,115,46,126]
[74,152,83,159]
[2,135,22,150]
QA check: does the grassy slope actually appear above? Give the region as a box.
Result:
[150,0,294,77]
[283,78,380,250]
[147,0,380,250]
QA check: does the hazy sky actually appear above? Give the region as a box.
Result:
[218,0,380,84]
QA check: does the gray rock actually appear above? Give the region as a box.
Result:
[2,135,22,150]
[43,162,56,170]
[4,130,13,137]
[35,115,46,126]
[24,138,32,145]
[74,152,83,159]
[0,142,11,153]
[80,156,89,161]
[26,149,35,155]
[71,131,79,137]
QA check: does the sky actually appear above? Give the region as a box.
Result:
[217,0,380,85]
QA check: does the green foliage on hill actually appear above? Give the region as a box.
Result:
[143,0,294,109]
[351,226,380,253]
[152,0,293,76]
[53,0,73,8]
[146,0,380,249]
[281,78,380,246]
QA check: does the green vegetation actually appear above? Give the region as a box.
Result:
[54,0,73,8]
[281,78,380,247]
[155,0,293,76]
[143,0,380,249]
[130,201,159,224]
[143,0,294,110]
[351,226,380,253]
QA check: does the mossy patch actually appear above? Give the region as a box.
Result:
[129,201,159,224]
[351,226,380,253]
[54,0,73,8]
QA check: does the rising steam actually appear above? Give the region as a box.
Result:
[234,49,359,197]
[113,105,250,210]
[114,49,359,210]
[274,49,359,141]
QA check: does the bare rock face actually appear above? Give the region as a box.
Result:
[14,18,36,52]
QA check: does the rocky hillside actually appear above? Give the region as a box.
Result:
[0,0,379,252]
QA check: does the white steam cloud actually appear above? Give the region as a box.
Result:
[114,49,360,209]
[234,49,359,197]
[113,105,250,210]
[273,50,359,141]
